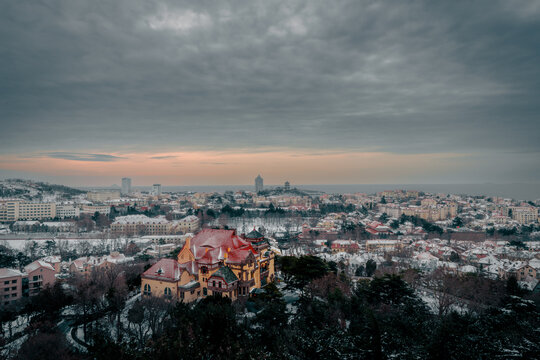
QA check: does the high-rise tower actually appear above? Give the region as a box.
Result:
[152,184,162,196]
[121,177,132,195]
[255,175,263,193]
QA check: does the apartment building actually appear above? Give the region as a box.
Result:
[507,206,539,225]
[111,215,171,235]
[87,190,121,202]
[170,215,200,234]
[0,200,56,222]
[0,269,24,307]
[56,204,81,218]
[81,204,111,215]
[0,261,56,307]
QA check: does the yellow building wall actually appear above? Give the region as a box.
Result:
[141,278,178,299]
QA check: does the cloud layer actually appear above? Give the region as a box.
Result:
[44,152,126,162]
[1,1,539,183]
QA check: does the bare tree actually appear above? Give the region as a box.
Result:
[69,271,106,341]
[425,269,461,317]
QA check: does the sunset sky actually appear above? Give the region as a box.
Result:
[1,1,539,186]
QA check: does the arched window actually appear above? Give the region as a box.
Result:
[164,287,171,298]
[144,283,151,295]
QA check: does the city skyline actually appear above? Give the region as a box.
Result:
[1,1,540,185]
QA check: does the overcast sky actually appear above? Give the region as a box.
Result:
[1,0,539,185]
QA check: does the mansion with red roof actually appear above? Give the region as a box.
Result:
[141,228,275,302]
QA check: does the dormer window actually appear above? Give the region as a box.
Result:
[156,268,164,275]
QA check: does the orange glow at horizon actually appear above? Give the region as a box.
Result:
[0,150,468,186]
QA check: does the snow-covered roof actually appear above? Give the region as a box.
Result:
[459,265,477,273]
[113,215,169,225]
[0,268,25,279]
[24,260,55,273]
[42,255,61,264]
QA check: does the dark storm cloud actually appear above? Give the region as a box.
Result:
[44,152,126,162]
[0,0,539,160]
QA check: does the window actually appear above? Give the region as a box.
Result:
[203,288,207,296]
[143,283,151,295]
[212,281,216,287]
[180,292,184,299]
[3,281,8,285]
[11,280,16,284]
[218,282,222,288]
[164,287,171,298]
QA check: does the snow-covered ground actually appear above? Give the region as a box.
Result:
[218,217,306,235]
[2,314,30,338]
[0,237,151,252]
[0,334,27,358]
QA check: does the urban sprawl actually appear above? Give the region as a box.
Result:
[0,177,539,357]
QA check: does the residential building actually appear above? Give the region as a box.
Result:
[42,256,62,273]
[87,190,121,202]
[0,261,56,307]
[56,204,80,218]
[81,204,111,215]
[331,240,360,253]
[508,206,538,224]
[0,269,24,307]
[170,215,200,234]
[0,200,56,222]
[24,261,56,296]
[69,253,133,274]
[111,215,171,235]
[366,239,401,252]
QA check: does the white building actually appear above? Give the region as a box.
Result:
[56,204,81,219]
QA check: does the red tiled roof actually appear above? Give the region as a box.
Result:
[190,229,255,265]
[191,229,249,250]
[226,248,255,264]
[142,258,182,281]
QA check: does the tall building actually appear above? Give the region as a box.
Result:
[121,177,132,195]
[152,184,162,196]
[284,181,290,191]
[255,174,263,193]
